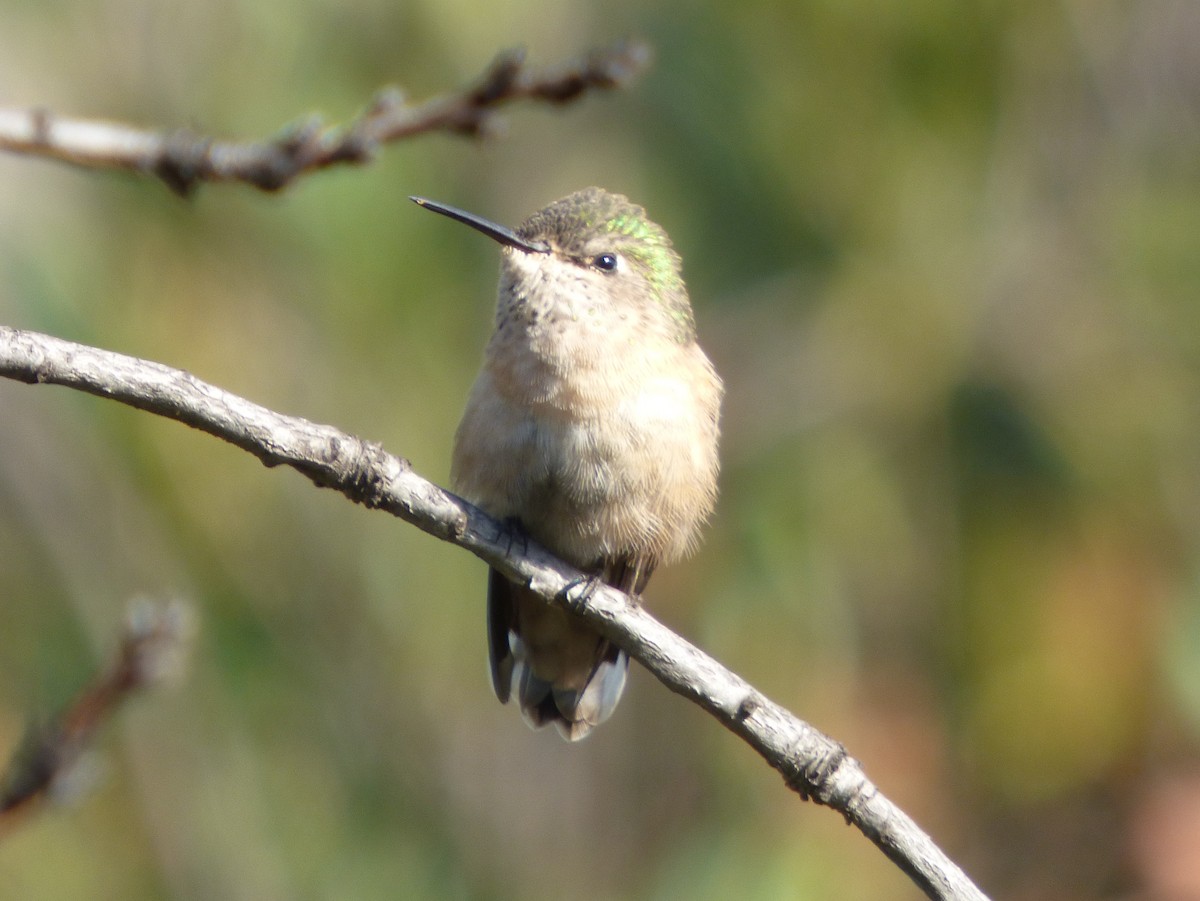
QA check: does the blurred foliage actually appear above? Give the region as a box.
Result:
[3,0,1200,898]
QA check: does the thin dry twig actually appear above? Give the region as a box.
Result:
[0,599,193,837]
[0,325,989,901]
[0,41,651,196]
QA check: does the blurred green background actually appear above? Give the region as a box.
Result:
[3,1,1200,898]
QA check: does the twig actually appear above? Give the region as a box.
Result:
[0,599,193,838]
[0,325,989,900]
[0,41,651,196]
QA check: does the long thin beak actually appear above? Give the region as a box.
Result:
[410,196,550,254]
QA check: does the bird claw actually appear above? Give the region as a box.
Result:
[496,516,530,556]
[560,573,604,612]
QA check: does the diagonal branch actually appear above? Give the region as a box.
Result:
[0,41,650,196]
[0,324,989,901]
[0,599,193,838]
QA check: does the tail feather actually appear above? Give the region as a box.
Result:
[487,568,515,703]
[487,567,631,741]
[549,649,628,740]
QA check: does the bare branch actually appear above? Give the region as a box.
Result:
[0,41,651,196]
[0,598,193,838]
[0,325,989,900]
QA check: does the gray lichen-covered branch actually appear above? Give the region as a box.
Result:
[0,41,650,196]
[0,324,989,901]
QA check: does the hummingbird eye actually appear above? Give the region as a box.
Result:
[592,252,619,273]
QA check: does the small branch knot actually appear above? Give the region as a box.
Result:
[337,438,395,509]
[734,693,761,722]
[154,128,212,197]
[30,107,52,146]
[475,49,526,104]
[780,737,850,805]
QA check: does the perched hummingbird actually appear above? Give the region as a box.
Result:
[412,188,722,740]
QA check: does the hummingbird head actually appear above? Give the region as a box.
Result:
[412,188,696,344]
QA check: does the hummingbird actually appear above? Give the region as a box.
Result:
[412,188,722,740]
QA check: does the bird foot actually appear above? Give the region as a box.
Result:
[495,516,530,557]
[560,573,604,613]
